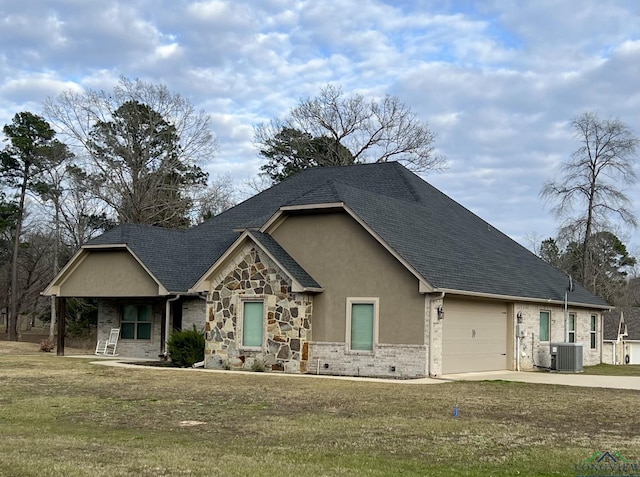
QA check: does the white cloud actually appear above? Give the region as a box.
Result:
[0,0,638,251]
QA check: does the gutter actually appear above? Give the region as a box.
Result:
[432,287,610,310]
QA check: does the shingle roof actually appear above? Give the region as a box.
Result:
[85,161,608,307]
[249,231,321,289]
[603,308,640,341]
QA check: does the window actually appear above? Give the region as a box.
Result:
[568,313,576,343]
[346,298,379,352]
[590,315,597,349]
[539,311,550,342]
[242,301,264,349]
[121,304,152,340]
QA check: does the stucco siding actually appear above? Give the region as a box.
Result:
[271,212,424,345]
[61,251,158,297]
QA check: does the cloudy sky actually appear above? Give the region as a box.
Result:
[1,0,639,254]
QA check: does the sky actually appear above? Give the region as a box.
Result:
[1,0,639,255]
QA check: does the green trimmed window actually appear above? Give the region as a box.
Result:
[539,311,550,342]
[242,301,264,348]
[351,303,374,351]
[568,313,576,343]
[122,304,152,340]
[347,299,378,352]
[590,315,597,349]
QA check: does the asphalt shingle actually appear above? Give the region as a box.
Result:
[85,162,608,306]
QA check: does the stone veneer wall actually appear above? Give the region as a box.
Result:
[204,244,313,373]
[97,299,162,358]
[513,303,602,369]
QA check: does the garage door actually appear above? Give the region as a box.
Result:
[629,343,640,365]
[442,299,508,374]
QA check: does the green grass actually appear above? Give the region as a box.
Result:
[583,363,640,376]
[0,344,639,476]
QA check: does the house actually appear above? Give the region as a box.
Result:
[44,162,609,377]
[602,308,640,365]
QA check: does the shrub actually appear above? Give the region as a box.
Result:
[167,326,205,368]
[251,358,266,372]
[40,339,55,352]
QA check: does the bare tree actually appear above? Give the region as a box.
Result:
[35,161,111,339]
[44,77,217,227]
[255,84,446,182]
[44,77,217,162]
[57,165,113,247]
[541,111,639,291]
[193,173,237,222]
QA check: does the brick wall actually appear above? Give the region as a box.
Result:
[181,298,206,331]
[513,303,602,369]
[309,342,427,378]
[97,299,163,358]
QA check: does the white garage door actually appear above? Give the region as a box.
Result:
[629,343,640,365]
[442,299,508,374]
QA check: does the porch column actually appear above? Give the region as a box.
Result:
[56,297,66,356]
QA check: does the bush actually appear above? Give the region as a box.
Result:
[40,339,55,352]
[167,326,205,368]
[251,358,266,372]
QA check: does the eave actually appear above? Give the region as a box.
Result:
[434,287,612,310]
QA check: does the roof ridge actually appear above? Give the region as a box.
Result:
[283,178,345,206]
[394,164,426,204]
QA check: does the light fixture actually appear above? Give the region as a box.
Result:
[437,306,444,320]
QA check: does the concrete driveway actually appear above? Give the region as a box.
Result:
[441,370,640,390]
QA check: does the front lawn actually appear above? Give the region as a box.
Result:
[582,363,640,376]
[0,343,638,476]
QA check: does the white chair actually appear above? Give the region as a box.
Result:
[95,328,120,356]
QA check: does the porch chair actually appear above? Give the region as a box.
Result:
[95,328,120,356]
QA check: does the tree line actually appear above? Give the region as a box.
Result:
[0,79,444,340]
[1,79,638,342]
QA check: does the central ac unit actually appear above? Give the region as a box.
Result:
[549,343,583,372]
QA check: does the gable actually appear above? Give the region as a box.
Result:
[269,210,426,344]
[191,231,321,294]
[603,308,640,341]
[51,249,162,297]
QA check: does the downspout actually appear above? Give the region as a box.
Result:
[515,309,521,372]
[163,295,181,357]
[599,314,603,365]
[516,327,520,372]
